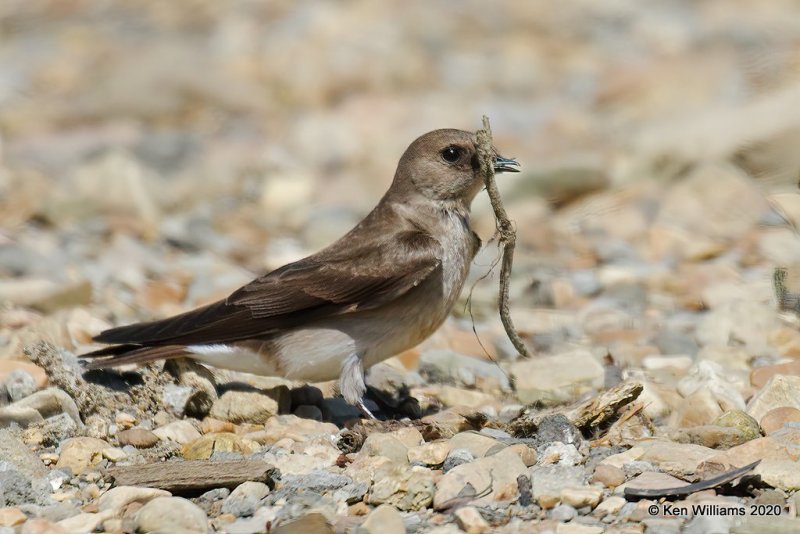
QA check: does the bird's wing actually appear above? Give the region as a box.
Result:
[91,230,441,347]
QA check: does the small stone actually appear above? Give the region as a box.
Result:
[623,471,687,492]
[368,466,434,511]
[408,441,451,466]
[97,486,172,512]
[454,505,490,534]
[360,433,408,464]
[55,437,109,475]
[0,429,47,478]
[560,486,602,509]
[754,460,800,491]
[40,413,78,446]
[501,443,538,467]
[591,464,625,488]
[200,417,235,434]
[101,447,127,462]
[434,448,527,509]
[530,465,586,509]
[540,442,582,465]
[443,448,474,473]
[114,412,136,429]
[447,432,501,458]
[713,410,761,441]
[222,481,270,517]
[536,414,583,446]
[152,420,202,444]
[272,512,333,534]
[747,375,800,423]
[211,388,289,424]
[510,350,604,405]
[550,503,577,522]
[117,428,159,448]
[19,518,68,534]
[182,432,256,460]
[593,496,626,517]
[761,407,800,434]
[0,507,27,527]
[0,361,47,390]
[4,370,37,401]
[361,504,405,534]
[135,496,207,534]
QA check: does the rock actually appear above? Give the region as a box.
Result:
[501,443,538,467]
[434,448,527,509]
[751,360,800,388]
[754,460,800,491]
[555,523,604,534]
[600,439,716,478]
[117,428,160,448]
[248,415,337,445]
[40,413,79,446]
[529,465,586,508]
[320,398,362,426]
[4,370,37,401]
[419,349,510,391]
[359,433,408,464]
[152,420,202,444]
[747,375,800,423]
[535,414,582,446]
[408,441,451,466]
[222,481,270,517]
[277,471,352,496]
[713,410,761,441]
[101,447,127,462]
[0,361,47,390]
[670,388,724,427]
[97,486,171,512]
[591,464,625,488]
[447,432,502,458]
[593,496,626,517]
[56,510,115,533]
[19,518,67,534]
[0,429,47,478]
[550,503,578,522]
[0,507,27,527]
[761,407,800,434]
[540,442,582,465]
[0,388,82,429]
[135,497,208,534]
[0,469,50,507]
[666,425,750,449]
[368,465,434,511]
[210,388,288,424]
[454,505,490,534]
[182,432,256,461]
[55,437,109,474]
[510,351,604,405]
[443,448,474,473]
[705,426,800,468]
[220,506,276,534]
[332,482,369,505]
[272,512,333,534]
[422,385,498,409]
[361,504,406,534]
[623,471,687,492]
[560,486,602,509]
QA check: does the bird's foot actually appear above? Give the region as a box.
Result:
[357,399,377,420]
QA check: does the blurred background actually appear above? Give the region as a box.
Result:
[1,0,800,382]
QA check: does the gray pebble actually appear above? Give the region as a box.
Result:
[443,448,474,473]
[5,370,37,402]
[550,503,577,521]
[222,481,270,517]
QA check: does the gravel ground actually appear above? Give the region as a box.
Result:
[2,1,800,533]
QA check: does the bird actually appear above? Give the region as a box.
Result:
[82,128,520,418]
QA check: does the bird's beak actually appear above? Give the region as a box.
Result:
[494,156,521,173]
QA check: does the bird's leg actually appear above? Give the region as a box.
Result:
[340,353,376,420]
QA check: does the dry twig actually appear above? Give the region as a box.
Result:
[476,116,531,358]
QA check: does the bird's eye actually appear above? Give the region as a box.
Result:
[440,146,462,163]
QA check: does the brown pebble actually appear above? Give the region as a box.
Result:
[200,417,235,434]
[760,407,800,434]
[592,464,626,488]
[348,502,370,516]
[750,361,800,388]
[117,428,159,448]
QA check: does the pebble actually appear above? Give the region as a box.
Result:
[4,369,38,401]
[0,508,27,527]
[434,448,527,509]
[55,437,109,475]
[560,486,603,509]
[135,496,208,534]
[360,433,409,464]
[222,481,270,517]
[117,428,160,448]
[591,464,626,488]
[530,465,586,508]
[368,466,434,510]
[447,432,502,458]
[443,448,475,473]
[454,505,491,534]
[550,503,578,521]
[182,432,256,460]
[210,389,288,424]
[152,420,202,444]
[361,504,406,534]
[747,375,800,423]
[760,407,800,434]
[97,486,171,512]
[408,440,451,466]
[510,350,604,405]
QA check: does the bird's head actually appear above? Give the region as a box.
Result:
[390,128,519,207]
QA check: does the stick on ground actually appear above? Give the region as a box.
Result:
[476,116,531,358]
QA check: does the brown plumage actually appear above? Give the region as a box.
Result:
[83,128,520,417]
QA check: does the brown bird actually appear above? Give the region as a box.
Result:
[83,129,520,417]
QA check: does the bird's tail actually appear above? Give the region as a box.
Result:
[80,344,188,370]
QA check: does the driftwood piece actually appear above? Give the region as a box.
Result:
[624,460,761,500]
[107,459,277,494]
[476,116,531,358]
[567,381,644,432]
[508,381,643,438]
